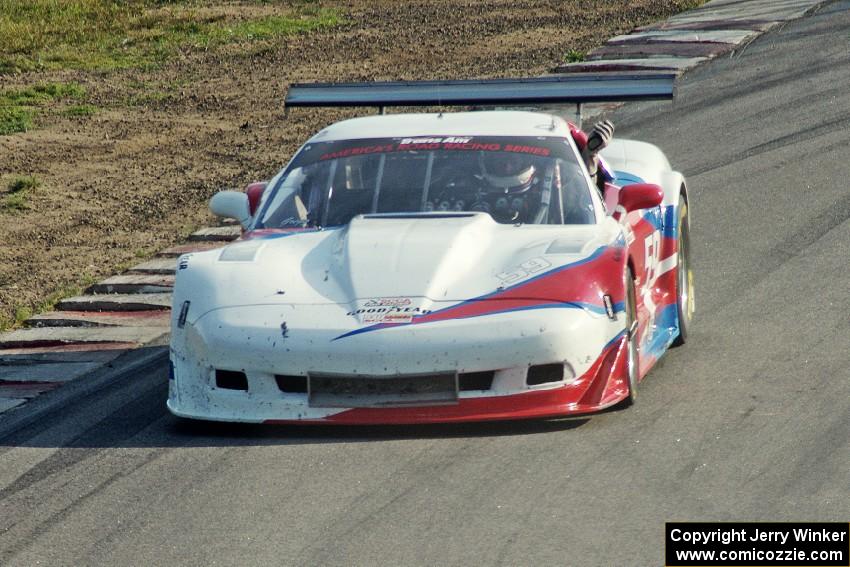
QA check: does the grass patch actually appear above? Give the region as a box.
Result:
[209,12,341,42]
[2,174,40,212]
[1,83,86,105]
[0,106,33,135]
[0,1,344,74]
[1,82,87,135]
[62,104,98,117]
[563,49,586,63]
[2,192,30,212]
[8,175,40,193]
[13,305,33,326]
[0,302,36,330]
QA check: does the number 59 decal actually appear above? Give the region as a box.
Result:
[644,230,661,286]
[497,257,552,285]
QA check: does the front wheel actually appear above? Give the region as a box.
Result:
[672,195,694,346]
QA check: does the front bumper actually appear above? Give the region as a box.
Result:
[168,305,629,424]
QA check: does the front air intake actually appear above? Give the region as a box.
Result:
[526,364,564,386]
[275,374,308,393]
[215,369,248,391]
[308,373,458,408]
[458,371,495,391]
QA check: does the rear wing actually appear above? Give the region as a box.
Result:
[284,73,676,125]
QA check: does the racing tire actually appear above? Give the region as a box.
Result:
[672,195,694,347]
[624,267,639,407]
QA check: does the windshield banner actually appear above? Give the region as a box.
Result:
[293,136,571,166]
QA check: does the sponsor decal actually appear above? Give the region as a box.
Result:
[320,144,396,161]
[381,313,414,324]
[347,297,431,324]
[503,144,551,156]
[318,138,553,160]
[398,137,472,145]
[363,297,412,308]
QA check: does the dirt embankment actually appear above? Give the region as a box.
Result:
[0,0,699,327]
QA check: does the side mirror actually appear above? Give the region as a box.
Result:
[617,183,663,214]
[210,191,251,229]
[245,181,268,215]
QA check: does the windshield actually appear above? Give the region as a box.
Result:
[256,136,596,228]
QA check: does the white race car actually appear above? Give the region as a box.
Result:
[168,75,694,424]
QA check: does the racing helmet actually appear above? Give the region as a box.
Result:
[479,152,537,193]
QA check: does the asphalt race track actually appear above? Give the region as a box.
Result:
[1,4,848,566]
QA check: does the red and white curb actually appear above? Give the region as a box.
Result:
[555,0,828,75]
[551,0,831,121]
[0,225,241,417]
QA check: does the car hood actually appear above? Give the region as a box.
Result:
[176,213,620,322]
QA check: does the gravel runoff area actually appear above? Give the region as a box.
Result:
[0,0,705,330]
